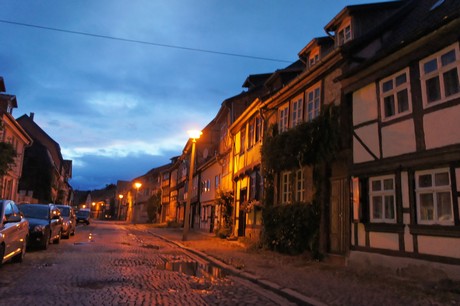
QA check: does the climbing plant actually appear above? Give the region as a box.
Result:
[260,104,341,256]
[214,190,234,238]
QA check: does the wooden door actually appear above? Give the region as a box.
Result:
[329,178,349,254]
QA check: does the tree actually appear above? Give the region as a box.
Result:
[0,142,17,177]
[146,191,161,223]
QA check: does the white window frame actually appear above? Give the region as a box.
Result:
[295,169,305,202]
[337,22,352,46]
[309,49,320,67]
[306,83,321,122]
[369,175,396,223]
[281,171,292,204]
[290,95,304,128]
[416,168,453,225]
[420,43,460,107]
[380,68,412,121]
[278,104,289,133]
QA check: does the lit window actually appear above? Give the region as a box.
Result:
[380,68,411,120]
[369,175,396,223]
[416,168,453,225]
[291,95,304,127]
[306,84,321,121]
[248,121,254,148]
[278,104,289,133]
[420,43,460,107]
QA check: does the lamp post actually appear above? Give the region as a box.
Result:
[132,182,142,223]
[183,130,202,241]
[118,194,124,220]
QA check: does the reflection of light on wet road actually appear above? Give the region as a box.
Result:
[88,233,94,242]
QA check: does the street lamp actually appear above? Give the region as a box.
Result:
[183,129,202,241]
[131,182,142,223]
[118,194,124,220]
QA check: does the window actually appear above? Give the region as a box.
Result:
[416,168,453,225]
[255,116,262,143]
[250,171,261,201]
[281,171,292,204]
[369,176,396,223]
[420,43,460,106]
[278,104,289,133]
[309,50,320,67]
[248,121,254,148]
[306,84,321,121]
[337,23,352,46]
[380,68,411,120]
[215,175,220,191]
[291,95,304,127]
[295,169,305,202]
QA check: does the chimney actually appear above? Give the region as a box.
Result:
[30,112,34,121]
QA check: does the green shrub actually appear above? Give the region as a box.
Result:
[261,202,319,255]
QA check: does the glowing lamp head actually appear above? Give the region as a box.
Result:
[187,130,202,140]
[134,182,142,190]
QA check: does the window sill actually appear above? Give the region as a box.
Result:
[364,223,405,233]
[409,224,460,238]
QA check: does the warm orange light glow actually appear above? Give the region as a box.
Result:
[187,130,202,139]
[134,182,142,190]
[82,205,86,209]
[92,202,96,206]
[118,194,124,199]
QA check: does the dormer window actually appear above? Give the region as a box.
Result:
[309,49,320,67]
[337,22,352,46]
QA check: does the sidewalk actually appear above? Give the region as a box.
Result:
[134,224,460,306]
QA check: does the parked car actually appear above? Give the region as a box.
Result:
[18,204,63,250]
[55,205,76,239]
[76,209,90,225]
[0,200,29,264]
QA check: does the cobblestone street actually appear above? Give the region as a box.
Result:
[0,221,294,305]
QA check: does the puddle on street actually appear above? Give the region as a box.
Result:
[157,260,227,280]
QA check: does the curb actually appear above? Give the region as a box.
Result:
[145,229,326,306]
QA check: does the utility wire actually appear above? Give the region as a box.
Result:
[0,19,293,64]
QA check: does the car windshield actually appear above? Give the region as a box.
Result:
[58,206,70,216]
[18,205,49,219]
[76,210,90,217]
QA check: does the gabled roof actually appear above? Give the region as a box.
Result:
[341,0,460,76]
[263,60,304,92]
[16,113,64,171]
[242,73,273,89]
[324,0,404,32]
[298,36,335,62]
[0,93,18,110]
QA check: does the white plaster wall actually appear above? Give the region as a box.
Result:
[357,223,366,247]
[418,236,460,258]
[424,104,460,149]
[353,123,380,163]
[381,119,416,158]
[369,232,399,250]
[403,223,414,253]
[353,83,378,126]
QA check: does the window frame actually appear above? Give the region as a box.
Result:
[369,175,397,223]
[305,83,321,122]
[337,21,352,46]
[280,171,292,204]
[290,94,304,128]
[415,168,454,225]
[278,104,289,133]
[379,68,412,121]
[295,169,305,202]
[419,43,460,107]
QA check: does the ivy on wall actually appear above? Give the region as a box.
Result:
[260,104,341,256]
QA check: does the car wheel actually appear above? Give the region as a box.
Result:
[54,231,61,244]
[12,238,27,263]
[42,231,50,250]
